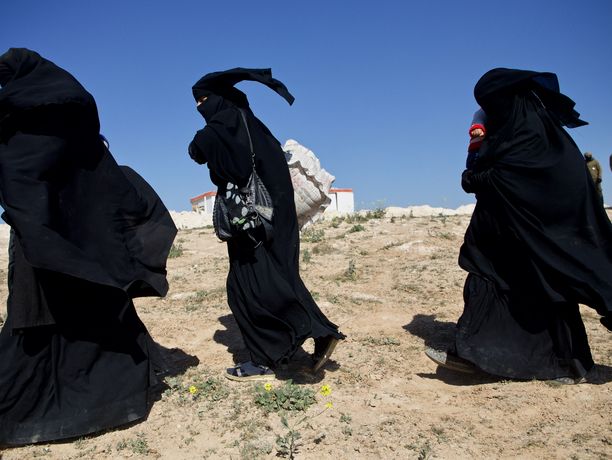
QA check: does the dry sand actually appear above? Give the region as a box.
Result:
[0,209,610,459]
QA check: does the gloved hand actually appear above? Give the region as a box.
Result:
[461,169,475,193]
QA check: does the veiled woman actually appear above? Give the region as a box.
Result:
[188,68,344,380]
[0,48,176,444]
[426,68,612,383]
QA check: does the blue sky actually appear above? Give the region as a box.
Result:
[3,0,612,210]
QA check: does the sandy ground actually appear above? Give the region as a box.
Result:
[0,210,610,459]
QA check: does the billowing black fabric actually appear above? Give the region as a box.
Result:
[0,236,157,444]
[0,48,177,330]
[456,68,612,380]
[0,48,176,444]
[189,70,342,367]
[192,67,295,106]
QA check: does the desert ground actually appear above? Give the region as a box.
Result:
[0,209,610,459]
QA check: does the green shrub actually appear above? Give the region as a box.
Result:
[254,380,316,413]
[168,243,184,258]
[301,228,325,243]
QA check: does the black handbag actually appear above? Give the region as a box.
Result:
[212,109,274,246]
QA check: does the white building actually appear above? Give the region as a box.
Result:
[190,191,216,213]
[325,188,354,214]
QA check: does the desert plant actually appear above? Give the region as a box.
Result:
[168,243,184,258]
[301,228,325,243]
[343,259,358,281]
[254,380,316,413]
[116,433,149,455]
[365,207,386,219]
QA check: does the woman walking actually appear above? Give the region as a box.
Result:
[427,68,612,383]
[188,68,344,381]
[0,48,176,444]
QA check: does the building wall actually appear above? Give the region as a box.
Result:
[323,190,354,214]
[191,194,216,214]
[336,192,354,213]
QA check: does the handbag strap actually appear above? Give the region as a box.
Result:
[238,109,256,169]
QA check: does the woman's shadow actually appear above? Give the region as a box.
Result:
[404,313,612,385]
[213,314,335,384]
[148,340,200,401]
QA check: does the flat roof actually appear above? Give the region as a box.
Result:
[190,191,217,203]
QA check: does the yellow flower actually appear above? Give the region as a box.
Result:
[320,384,332,396]
[325,402,333,409]
[264,383,273,392]
[188,385,198,395]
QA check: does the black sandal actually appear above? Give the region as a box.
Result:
[225,361,275,382]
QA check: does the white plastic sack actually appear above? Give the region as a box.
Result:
[282,139,335,229]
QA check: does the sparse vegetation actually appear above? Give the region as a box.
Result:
[254,380,316,413]
[301,227,325,243]
[342,259,358,281]
[2,209,610,459]
[116,432,150,455]
[168,242,184,258]
[361,336,401,346]
[312,242,334,254]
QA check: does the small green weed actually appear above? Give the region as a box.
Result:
[348,224,365,233]
[345,213,368,224]
[276,415,303,459]
[330,216,345,228]
[254,380,316,413]
[168,243,184,258]
[187,375,230,402]
[362,336,400,346]
[116,432,149,455]
[365,207,386,219]
[342,259,358,281]
[301,228,325,243]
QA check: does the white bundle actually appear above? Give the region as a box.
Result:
[282,139,335,229]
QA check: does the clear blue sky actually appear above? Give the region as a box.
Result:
[3,0,612,210]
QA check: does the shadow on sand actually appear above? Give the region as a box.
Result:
[213,313,336,384]
[404,313,500,386]
[149,340,200,400]
[403,313,612,386]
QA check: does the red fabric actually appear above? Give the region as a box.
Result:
[469,123,486,136]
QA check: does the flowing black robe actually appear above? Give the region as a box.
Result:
[189,89,342,368]
[455,69,612,380]
[0,48,176,444]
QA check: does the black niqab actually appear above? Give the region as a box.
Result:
[192,67,295,106]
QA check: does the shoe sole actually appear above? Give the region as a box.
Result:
[312,338,339,373]
[424,348,476,374]
[224,372,275,382]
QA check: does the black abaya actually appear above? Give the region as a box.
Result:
[455,68,612,380]
[0,48,176,444]
[188,68,343,367]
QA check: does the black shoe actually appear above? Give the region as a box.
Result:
[424,348,476,374]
